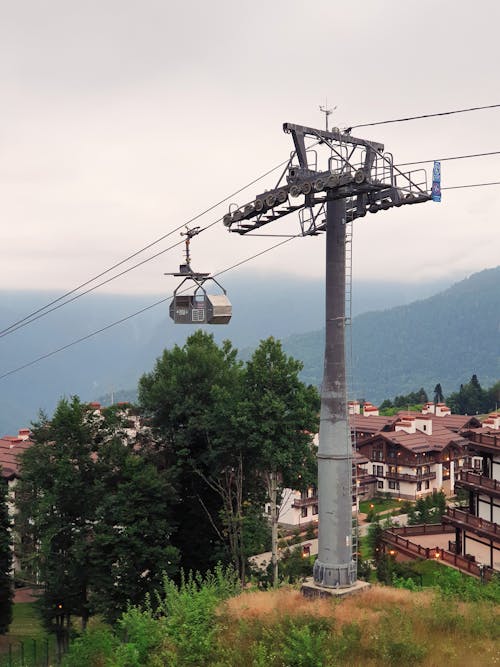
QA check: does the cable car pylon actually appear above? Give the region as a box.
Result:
[223,119,433,592]
[166,227,232,325]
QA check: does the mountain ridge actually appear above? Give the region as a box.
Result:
[0,268,497,433]
[281,266,500,402]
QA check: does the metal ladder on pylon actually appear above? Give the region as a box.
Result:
[344,216,359,571]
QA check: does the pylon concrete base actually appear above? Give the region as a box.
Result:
[301,578,371,599]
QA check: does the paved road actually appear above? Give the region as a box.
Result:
[250,513,410,570]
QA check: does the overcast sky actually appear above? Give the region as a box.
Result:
[2,0,500,296]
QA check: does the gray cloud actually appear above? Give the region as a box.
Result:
[1,0,500,293]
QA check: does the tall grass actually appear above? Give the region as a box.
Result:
[61,576,500,667]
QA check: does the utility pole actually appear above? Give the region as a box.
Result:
[223,121,432,590]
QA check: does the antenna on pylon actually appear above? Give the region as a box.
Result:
[319,100,337,132]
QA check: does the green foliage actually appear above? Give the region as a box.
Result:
[16,397,98,641]
[369,611,427,665]
[392,574,419,591]
[16,396,179,634]
[379,388,428,411]
[376,554,395,585]
[357,557,371,581]
[61,628,119,667]
[117,606,164,666]
[62,565,240,667]
[242,337,320,491]
[59,566,500,666]
[139,333,319,585]
[90,439,179,623]
[276,547,314,584]
[275,620,330,667]
[281,267,500,403]
[433,383,444,403]
[151,565,241,666]
[434,568,500,603]
[0,478,13,634]
[379,403,424,416]
[241,506,272,557]
[366,521,384,561]
[407,490,446,525]
[138,331,249,576]
[242,338,319,585]
[359,497,401,515]
[447,375,500,415]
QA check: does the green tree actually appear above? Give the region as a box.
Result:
[433,383,444,404]
[0,476,13,634]
[241,337,319,585]
[447,375,490,415]
[138,331,247,575]
[16,398,98,652]
[16,398,180,642]
[90,436,179,623]
[487,381,500,412]
[384,388,428,410]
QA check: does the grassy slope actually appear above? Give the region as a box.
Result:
[216,586,500,667]
[0,603,49,659]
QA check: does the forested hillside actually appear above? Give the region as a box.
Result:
[282,266,500,402]
[0,274,444,434]
[0,267,497,433]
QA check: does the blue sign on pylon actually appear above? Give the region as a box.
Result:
[431,161,441,202]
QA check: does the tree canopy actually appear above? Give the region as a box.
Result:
[138,332,319,582]
[16,397,179,638]
[447,376,500,415]
[0,476,13,634]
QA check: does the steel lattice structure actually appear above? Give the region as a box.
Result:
[224,122,431,589]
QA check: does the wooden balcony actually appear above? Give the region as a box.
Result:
[442,507,500,541]
[385,470,437,483]
[455,471,500,500]
[466,431,500,453]
[292,496,317,509]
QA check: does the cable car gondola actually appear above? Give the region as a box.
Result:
[166,228,232,325]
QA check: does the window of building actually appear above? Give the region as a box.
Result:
[373,464,383,477]
[425,480,430,490]
[312,504,318,516]
[388,481,400,490]
[377,481,384,490]
[301,506,308,518]
[416,482,422,492]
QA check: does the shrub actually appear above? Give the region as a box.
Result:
[118,604,163,666]
[329,622,362,662]
[61,628,119,667]
[278,547,314,583]
[153,565,241,666]
[281,623,329,667]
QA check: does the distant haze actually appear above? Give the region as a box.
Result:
[0,268,493,435]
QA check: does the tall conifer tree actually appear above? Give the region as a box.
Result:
[0,476,13,634]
